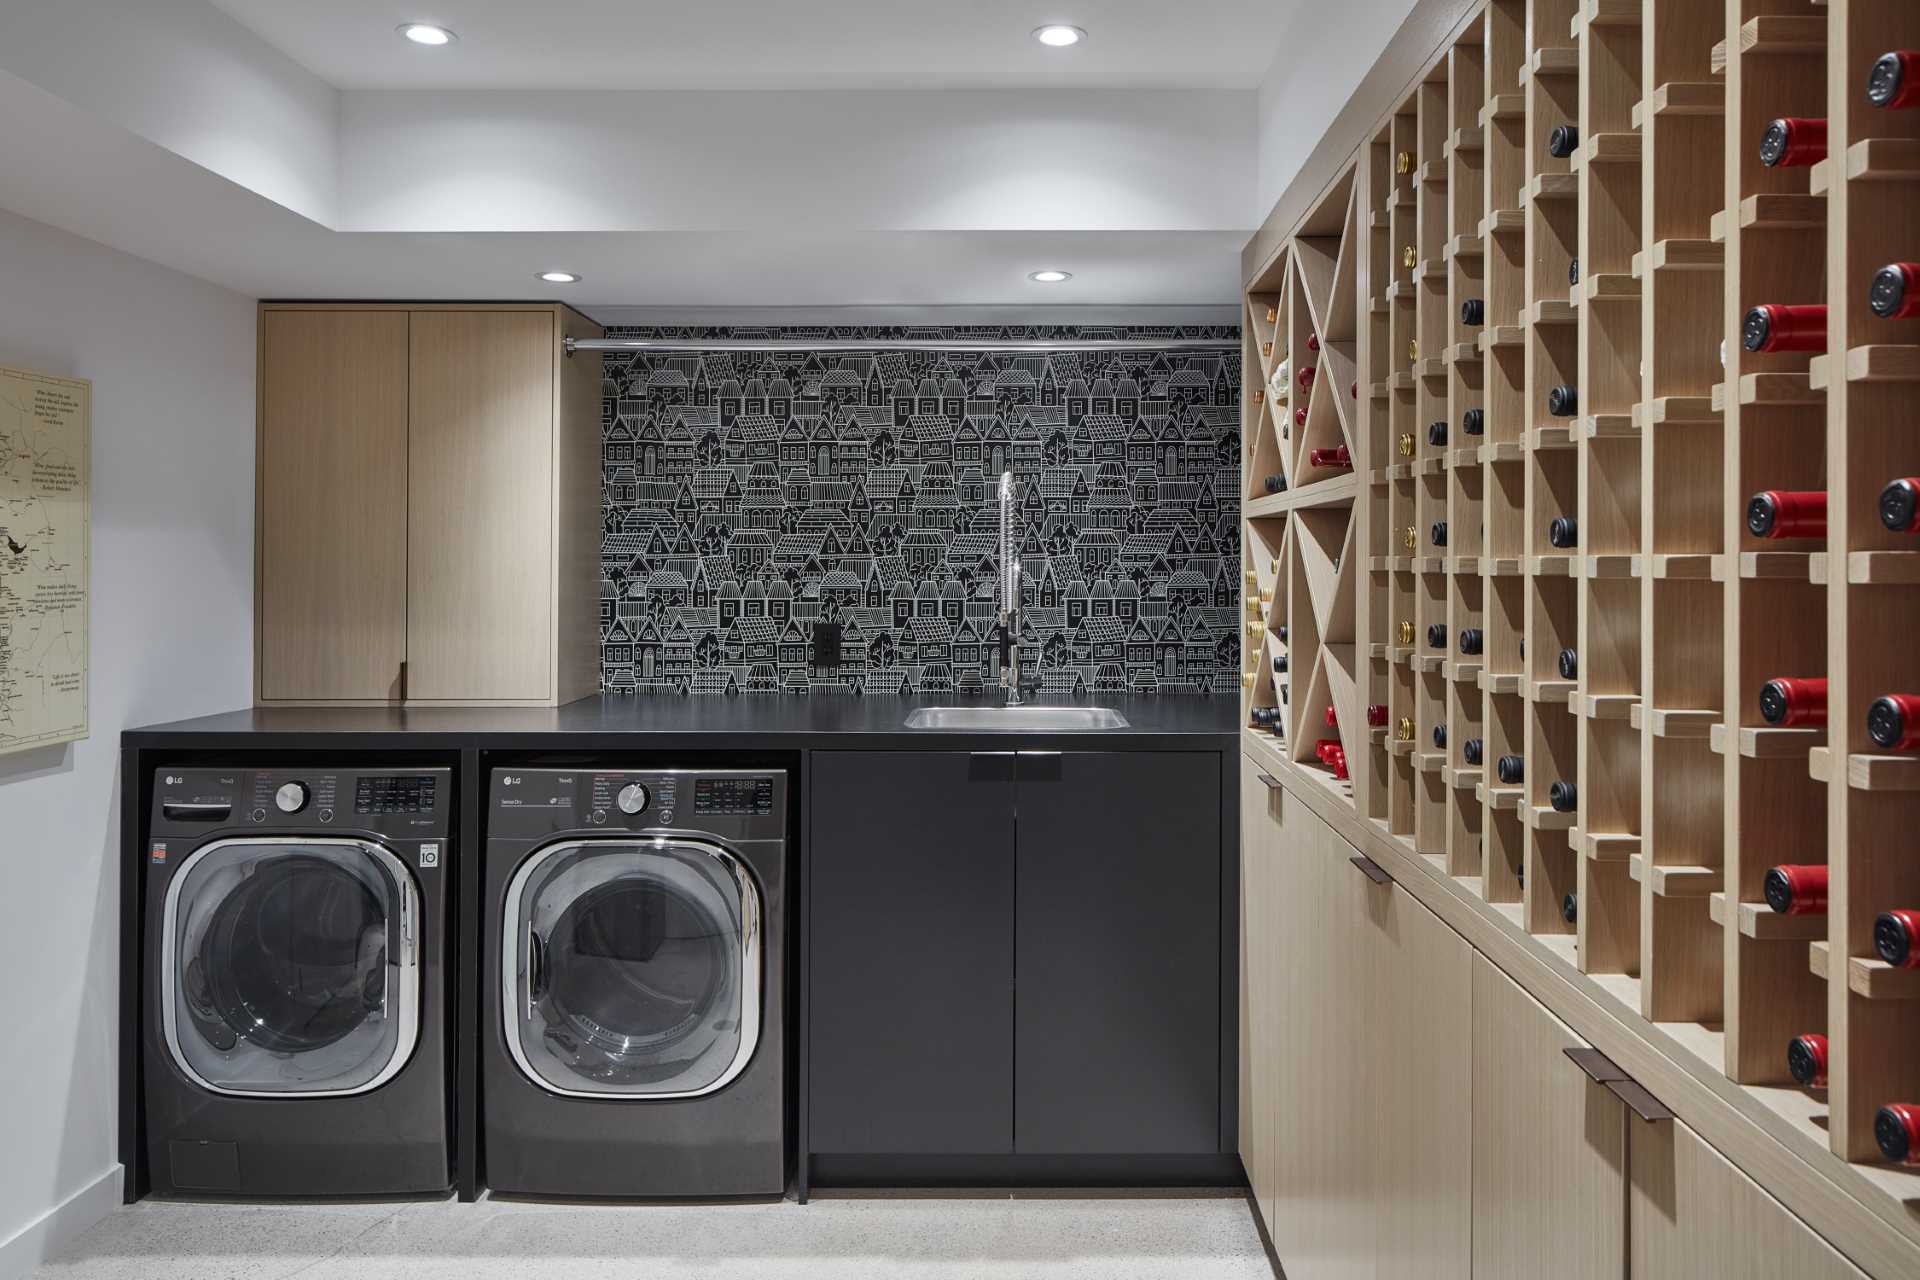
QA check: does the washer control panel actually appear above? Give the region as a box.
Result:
[150,767,452,840]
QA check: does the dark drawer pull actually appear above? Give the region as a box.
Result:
[1562,1046,1627,1084]
[1255,771,1284,791]
[1562,1047,1672,1122]
[969,751,1015,759]
[1349,854,1392,885]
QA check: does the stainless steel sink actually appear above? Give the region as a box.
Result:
[903,706,1131,731]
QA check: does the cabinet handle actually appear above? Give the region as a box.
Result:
[1018,750,1061,758]
[1349,854,1392,885]
[970,751,1015,758]
[1561,1047,1674,1122]
[1255,772,1284,791]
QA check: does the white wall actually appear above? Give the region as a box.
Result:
[1255,0,1422,215]
[0,207,255,1276]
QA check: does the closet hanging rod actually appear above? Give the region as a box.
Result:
[564,336,1240,356]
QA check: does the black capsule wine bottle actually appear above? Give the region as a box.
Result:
[1568,256,1579,287]
[1463,738,1484,765]
[1433,723,1448,750]
[1431,520,1449,547]
[1461,298,1486,326]
[1549,779,1577,813]
[1548,384,1578,417]
[1276,625,1288,644]
[1557,647,1577,680]
[1250,707,1276,728]
[1427,622,1447,649]
[1561,892,1578,925]
[1273,654,1288,674]
[1548,516,1579,549]
[1427,419,1448,447]
[1497,754,1524,785]
[1264,474,1287,494]
[1459,628,1483,655]
[1881,477,1920,533]
[1548,124,1580,159]
[1462,407,1485,436]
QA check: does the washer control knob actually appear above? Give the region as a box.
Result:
[274,781,310,814]
[616,783,650,815]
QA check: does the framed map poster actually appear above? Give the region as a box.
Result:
[0,363,90,756]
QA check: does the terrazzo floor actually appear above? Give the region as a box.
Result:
[30,1194,1274,1279]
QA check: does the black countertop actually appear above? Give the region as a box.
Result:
[123,694,1239,752]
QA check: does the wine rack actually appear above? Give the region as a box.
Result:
[1240,0,1920,1265]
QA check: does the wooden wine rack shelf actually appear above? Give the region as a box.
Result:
[1241,0,1920,1273]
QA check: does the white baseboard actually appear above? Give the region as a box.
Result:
[0,1166,123,1280]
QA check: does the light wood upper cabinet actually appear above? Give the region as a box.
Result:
[257,310,410,702]
[255,303,600,706]
[1471,953,1627,1280]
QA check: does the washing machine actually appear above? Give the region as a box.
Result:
[483,767,787,1198]
[142,766,452,1197]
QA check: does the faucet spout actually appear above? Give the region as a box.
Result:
[998,471,1024,706]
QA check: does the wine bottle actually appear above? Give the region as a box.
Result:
[1548,516,1579,549]
[1427,623,1447,649]
[1759,116,1827,168]
[1432,520,1449,547]
[1276,625,1288,644]
[1324,704,1339,729]
[1557,647,1578,680]
[1462,407,1486,436]
[1462,738,1484,765]
[1568,256,1579,287]
[1366,703,1389,727]
[1459,627,1483,655]
[1549,779,1577,813]
[1496,754,1524,785]
[1433,724,1448,750]
[1548,384,1578,417]
[1879,477,1920,532]
[1297,365,1316,390]
[1250,706,1278,728]
[1746,490,1826,540]
[1868,694,1920,751]
[1264,474,1287,494]
[1743,304,1827,354]
[1870,264,1920,320]
[1273,654,1288,674]
[1786,1034,1829,1088]
[1868,51,1920,110]
[1878,1104,1920,1166]
[1561,892,1578,925]
[1874,908,1920,968]
[1759,676,1828,726]
[1548,124,1579,159]
[1307,332,1321,353]
[1306,445,1352,469]
[1764,863,1828,915]
[1427,419,1448,447]
[1461,298,1486,326]
[1294,406,1308,429]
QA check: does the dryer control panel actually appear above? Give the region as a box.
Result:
[150,767,452,840]
[489,768,787,845]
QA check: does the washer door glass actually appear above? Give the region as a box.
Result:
[164,839,419,1096]
[504,839,761,1099]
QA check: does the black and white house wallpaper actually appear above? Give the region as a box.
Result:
[598,326,1242,696]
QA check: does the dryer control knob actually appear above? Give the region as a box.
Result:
[274,781,309,814]
[616,783,650,815]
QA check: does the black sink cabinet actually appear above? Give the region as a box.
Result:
[806,748,1231,1189]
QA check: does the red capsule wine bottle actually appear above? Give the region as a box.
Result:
[1764,863,1827,915]
[1878,1104,1920,1166]
[1759,116,1826,168]
[1868,693,1920,751]
[1365,703,1388,727]
[1306,445,1352,469]
[1868,51,1920,110]
[1746,490,1826,540]
[1870,263,1920,320]
[1875,909,1920,968]
[1743,304,1827,354]
[1880,477,1920,532]
[1759,676,1828,727]
[1786,1034,1828,1088]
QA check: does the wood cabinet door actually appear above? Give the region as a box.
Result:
[257,309,409,701]
[1239,756,1281,1228]
[1632,1116,1868,1280]
[1013,750,1222,1155]
[807,751,1016,1154]
[1471,952,1627,1280]
[406,309,555,701]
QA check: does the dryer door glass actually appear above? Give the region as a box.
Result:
[504,839,761,1099]
[164,839,420,1096]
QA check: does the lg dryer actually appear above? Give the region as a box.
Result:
[483,768,787,1198]
[142,766,452,1197]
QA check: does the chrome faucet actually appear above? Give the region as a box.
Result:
[997,470,1024,706]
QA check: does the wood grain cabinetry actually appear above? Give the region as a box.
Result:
[254,303,600,705]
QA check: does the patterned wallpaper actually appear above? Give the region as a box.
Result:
[598,326,1242,696]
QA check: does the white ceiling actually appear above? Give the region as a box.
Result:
[207,0,1287,90]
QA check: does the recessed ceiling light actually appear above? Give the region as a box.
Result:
[537,271,581,284]
[1033,25,1086,48]
[1029,270,1073,283]
[399,22,456,46]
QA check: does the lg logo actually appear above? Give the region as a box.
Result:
[503,776,521,786]
[164,775,183,786]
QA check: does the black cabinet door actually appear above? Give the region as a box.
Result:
[1014,750,1222,1154]
[808,750,1016,1154]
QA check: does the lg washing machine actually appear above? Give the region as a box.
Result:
[482,767,787,1198]
[141,766,452,1197]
